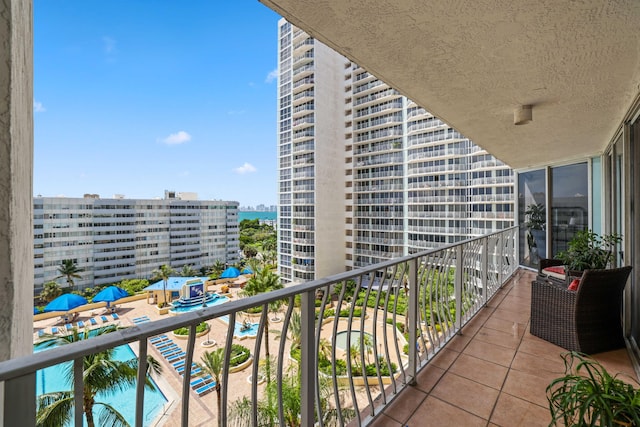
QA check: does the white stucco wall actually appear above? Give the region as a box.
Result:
[0,0,33,362]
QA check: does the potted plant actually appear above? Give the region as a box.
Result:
[547,352,640,426]
[556,229,622,274]
[525,203,546,262]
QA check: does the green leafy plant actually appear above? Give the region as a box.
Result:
[173,322,208,336]
[556,230,622,272]
[547,352,640,427]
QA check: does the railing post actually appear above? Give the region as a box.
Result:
[74,358,83,427]
[3,374,35,427]
[454,245,463,332]
[482,237,489,306]
[135,339,148,427]
[300,290,316,426]
[498,232,504,285]
[407,258,418,384]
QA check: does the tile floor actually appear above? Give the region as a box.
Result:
[369,269,638,427]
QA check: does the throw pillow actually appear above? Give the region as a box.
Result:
[568,278,580,291]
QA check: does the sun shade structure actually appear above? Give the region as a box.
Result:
[43,294,88,313]
[219,267,241,279]
[92,286,129,307]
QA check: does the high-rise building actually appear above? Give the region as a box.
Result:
[277,20,515,285]
[33,194,240,291]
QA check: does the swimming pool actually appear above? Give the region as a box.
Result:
[217,315,259,338]
[36,343,167,426]
[169,293,230,314]
[334,330,374,351]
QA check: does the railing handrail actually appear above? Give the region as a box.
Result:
[3,226,519,426]
[0,226,518,380]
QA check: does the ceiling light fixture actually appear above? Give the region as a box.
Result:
[514,105,533,125]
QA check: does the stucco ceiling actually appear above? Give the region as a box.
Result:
[260,0,640,170]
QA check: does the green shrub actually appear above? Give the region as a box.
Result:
[119,279,148,295]
[173,322,208,336]
[244,306,262,314]
[229,343,251,366]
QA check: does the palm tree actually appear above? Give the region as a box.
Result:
[39,281,62,303]
[56,259,84,292]
[36,326,162,427]
[228,365,355,426]
[209,260,226,278]
[152,264,175,307]
[198,348,224,427]
[179,264,197,277]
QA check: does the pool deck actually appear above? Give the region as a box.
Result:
[33,285,266,426]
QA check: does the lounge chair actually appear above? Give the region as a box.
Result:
[173,359,187,369]
[195,381,215,396]
[190,375,212,389]
[76,321,85,328]
[149,335,167,344]
[65,323,73,331]
[175,363,197,374]
[51,326,58,334]
[166,352,186,363]
[159,345,179,354]
[180,367,201,377]
[89,318,98,326]
[111,313,119,320]
[156,340,175,349]
[162,348,182,358]
[132,316,150,324]
[37,330,45,338]
[100,315,109,323]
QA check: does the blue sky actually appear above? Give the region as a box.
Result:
[34,1,281,207]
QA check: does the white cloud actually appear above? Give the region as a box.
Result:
[160,131,192,145]
[102,36,117,54]
[234,162,257,174]
[34,101,46,113]
[265,68,278,83]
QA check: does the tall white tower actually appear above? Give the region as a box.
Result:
[277,20,514,285]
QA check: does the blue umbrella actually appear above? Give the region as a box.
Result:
[93,286,128,307]
[241,268,253,274]
[33,307,39,315]
[220,267,241,279]
[44,294,88,313]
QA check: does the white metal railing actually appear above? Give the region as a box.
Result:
[0,227,517,426]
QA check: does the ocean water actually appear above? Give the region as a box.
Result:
[238,211,277,222]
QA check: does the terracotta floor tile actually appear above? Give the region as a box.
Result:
[367,413,403,427]
[380,385,427,424]
[490,392,550,427]
[405,396,486,427]
[502,369,558,407]
[490,307,531,324]
[518,334,566,362]
[474,325,522,350]
[594,349,638,378]
[431,372,499,419]
[429,348,460,370]
[463,338,516,367]
[449,353,509,390]
[483,316,525,337]
[444,333,472,352]
[413,364,445,393]
[510,349,566,376]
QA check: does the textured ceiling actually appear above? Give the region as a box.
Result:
[260,0,640,169]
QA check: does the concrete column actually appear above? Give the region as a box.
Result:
[0,0,34,362]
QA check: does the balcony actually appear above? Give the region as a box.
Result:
[3,227,636,426]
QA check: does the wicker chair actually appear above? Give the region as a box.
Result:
[530,266,632,354]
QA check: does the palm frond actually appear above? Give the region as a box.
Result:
[36,392,74,427]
